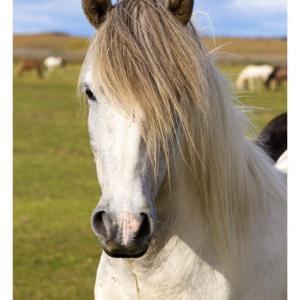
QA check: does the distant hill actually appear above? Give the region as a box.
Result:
[204,36,286,65]
[13,33,287,64]
[14,33,89,51]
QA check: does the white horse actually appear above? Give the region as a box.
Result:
[236,64,274,91]
[80,0,286,299]
[276,150,288,173]
[43,56,66,72]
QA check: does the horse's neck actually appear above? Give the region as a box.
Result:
[122,143,284,275]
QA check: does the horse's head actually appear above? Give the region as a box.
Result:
[81,0,195,258]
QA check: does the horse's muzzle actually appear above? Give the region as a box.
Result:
[91,210,153,258]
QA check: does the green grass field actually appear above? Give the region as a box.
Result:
[14,63,287,299]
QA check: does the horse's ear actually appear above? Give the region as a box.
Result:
[82,0,112,28]
[166,0,194,25]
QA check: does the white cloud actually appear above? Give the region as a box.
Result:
[14,0,80,16]
[232,0,287,13]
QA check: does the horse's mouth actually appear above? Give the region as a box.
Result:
[103,245,149,258]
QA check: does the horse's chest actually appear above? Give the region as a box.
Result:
[96,272,229,300]
[95,252,230,300]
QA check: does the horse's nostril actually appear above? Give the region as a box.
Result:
[92,210,107,238]
[135,213,151,241]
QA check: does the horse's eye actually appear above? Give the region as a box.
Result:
[85,88,97,101]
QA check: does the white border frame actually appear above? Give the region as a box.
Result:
[0,1,297,300]
[0,0,13,299]
[288,0,300,298]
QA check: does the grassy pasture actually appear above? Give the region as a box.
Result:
[14,63,286,299]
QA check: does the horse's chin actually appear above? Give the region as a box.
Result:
[103,246,149,259]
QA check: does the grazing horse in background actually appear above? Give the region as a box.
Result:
[44,56,66,72]
[17,59,44,78]
[256,112,287,162]
[236,64,274,91]
[265,66,287,90]
[80,0,286,299]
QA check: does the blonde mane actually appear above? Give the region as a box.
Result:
[80,0,286,260]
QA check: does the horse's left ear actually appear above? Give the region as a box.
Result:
[82,0,112,28]
[166,0,194,25]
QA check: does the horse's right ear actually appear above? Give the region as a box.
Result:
[82,0,112,28]
[166,0,194,25]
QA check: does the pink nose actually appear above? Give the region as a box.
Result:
[117,212,141,244]
[91,210,152,258]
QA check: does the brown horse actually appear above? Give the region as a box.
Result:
[17,59,44,78]
[265,66,287,89]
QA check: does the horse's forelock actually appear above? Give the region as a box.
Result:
[84,0,211,174]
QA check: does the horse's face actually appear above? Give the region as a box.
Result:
[83,75,166,258]
[81,0,194,258]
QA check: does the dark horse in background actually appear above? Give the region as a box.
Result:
[256,112,287,162]
[17,59,44,79]
[265,66,287,90]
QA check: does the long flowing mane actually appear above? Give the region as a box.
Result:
[80,0,286,260]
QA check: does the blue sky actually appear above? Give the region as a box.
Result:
[14,0,287,37]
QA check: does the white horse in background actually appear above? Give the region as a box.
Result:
[43,56,66,72]
[236,64,274,91]
[80,0,286,299]
[276,150,288,173]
